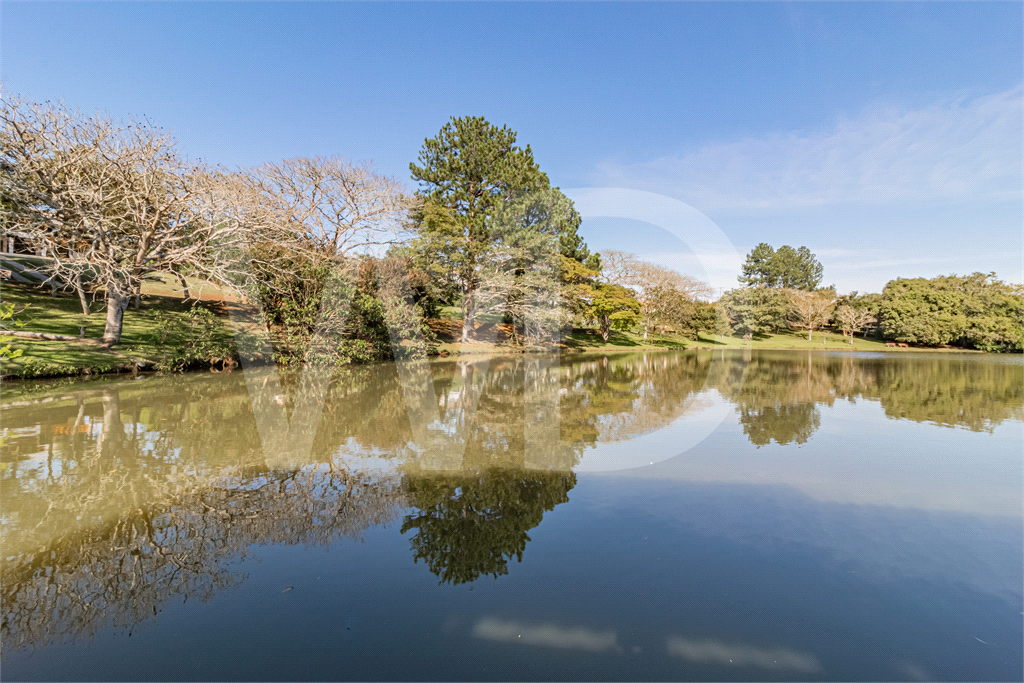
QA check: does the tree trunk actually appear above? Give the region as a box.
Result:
[75,274,90,315]
[460,290,474,344]
[177,273,192,300]
[807,327,812,341]
[97,389,125,460]
[101,288,130,346]
[133,281,142,310]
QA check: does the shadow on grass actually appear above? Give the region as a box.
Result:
[2,283,231,374]
[564,329,692,350]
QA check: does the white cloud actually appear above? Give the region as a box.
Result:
[472,617,620,652]
[597,87,1023,211]
[666,636,822,673]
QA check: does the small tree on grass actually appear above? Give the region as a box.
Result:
[598,250,712,339]
[589,283,641,342]
[787,290,836,341]
[835,305,859,344]
[836,304,877,344]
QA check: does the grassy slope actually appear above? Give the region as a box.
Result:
[1,281,229,377]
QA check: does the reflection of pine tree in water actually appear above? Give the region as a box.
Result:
[400,469,575,585]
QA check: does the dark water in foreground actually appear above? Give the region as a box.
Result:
[1,350,1021,681]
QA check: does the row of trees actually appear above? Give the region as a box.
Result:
[1,100,708,358]
[1,97,414,350]
[3,95,1020,356]
[719,244,1022,352]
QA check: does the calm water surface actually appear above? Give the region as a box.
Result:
[1,350,1021,681]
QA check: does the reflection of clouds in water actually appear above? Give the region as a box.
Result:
[899,661,932,681]
[666,637,822,673]
[472,617,619,652]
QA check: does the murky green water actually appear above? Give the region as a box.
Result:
[1,350,1021,681]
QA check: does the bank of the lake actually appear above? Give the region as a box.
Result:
[0,282,999,380]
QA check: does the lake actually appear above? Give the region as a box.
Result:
[1,350,1021,681]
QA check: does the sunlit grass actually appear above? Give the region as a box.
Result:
[0,282,229,375]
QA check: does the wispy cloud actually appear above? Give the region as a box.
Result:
[472,617,620,652]
[666,636,822,673]
[597,87,1022,211]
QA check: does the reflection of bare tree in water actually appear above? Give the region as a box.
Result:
[1,419,406,652]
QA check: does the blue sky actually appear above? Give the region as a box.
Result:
[2,2,1021,293]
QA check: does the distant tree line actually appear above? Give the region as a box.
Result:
[718,243,1022,352]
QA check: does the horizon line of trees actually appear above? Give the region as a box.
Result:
[719,244,1021,352]
[2,95,1020,360]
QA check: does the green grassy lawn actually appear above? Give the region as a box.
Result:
[1,282,230,377]
[690,329,966,351]
[437,305,462,320]
[563,328,689,351]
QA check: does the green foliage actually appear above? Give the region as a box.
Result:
[401,469,576,585]
[409,117,595,339]
[719,287,789,336]
[588,282,642,342]
[15,358,123,379]
[406,201,469,305]
[681,300,720,339]
[410,116,549,233]
[647,286,717,339]
[879,273,1022,351]
[740,403,821,447]
[250,248,436,364]
[836,290,882,314]
[737,242,777,288]
[738,243,823,290]
[152,305,237,372]
[1,303,25,361]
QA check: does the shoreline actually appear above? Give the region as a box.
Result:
[2,341,996,382]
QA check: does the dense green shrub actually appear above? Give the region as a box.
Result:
[879,273,1022,351]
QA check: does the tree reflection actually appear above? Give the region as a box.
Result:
[1,460,406,651]
[738,403,821,446]
[1,350,1021,649]
[712,352,1022,445]
[400,469,575,585]
[1,378,407,651]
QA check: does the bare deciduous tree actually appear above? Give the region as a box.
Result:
[788,290,836,341]
[249,156,410,262]
[854,308,877,339]
[836,305,860,344]
[836,304,877,344]
[598,250,713,338]
[1,97,277,346]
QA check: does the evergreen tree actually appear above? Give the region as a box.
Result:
[410,116,594,341]
[738,243,822,290]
